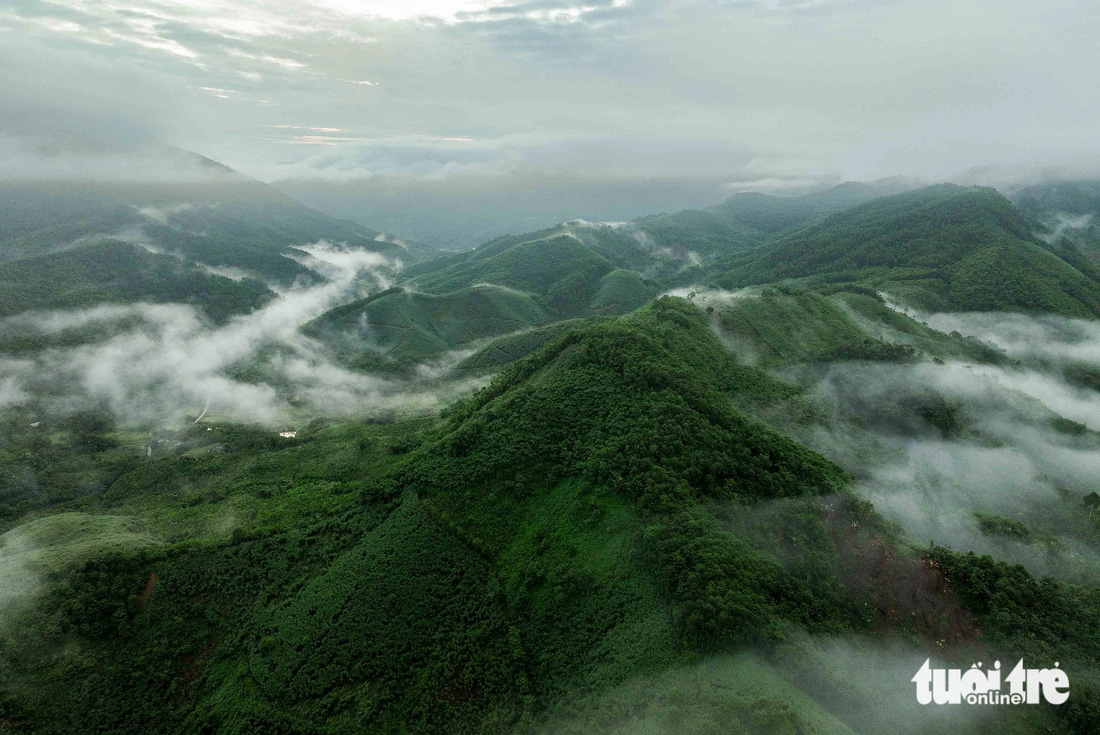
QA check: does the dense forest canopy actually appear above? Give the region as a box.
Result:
[3,168,1100,734]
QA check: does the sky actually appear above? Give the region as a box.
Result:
[2,1,1099,216]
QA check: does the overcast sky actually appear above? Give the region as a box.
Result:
[2,0,1099,191]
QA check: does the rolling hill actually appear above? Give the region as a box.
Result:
[0,240,274,323]
[302,284,553,369]
[3,300,1100,734]
[718,184,1100,317]
[0,152,435,300]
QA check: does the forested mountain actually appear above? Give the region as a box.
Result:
[0,169,435,282]
[381,181,899,345]
[3,298,1098,734]
[1012,179,1100,261]
[0,154,435,322]
[4,173,1100,735]
[0,240,275,323]
[718,185,1100,317]
[404,181,900,293]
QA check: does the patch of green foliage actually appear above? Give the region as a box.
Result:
[974,513,1035,542]
[929,547,1100,733]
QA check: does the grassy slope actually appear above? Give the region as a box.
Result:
[718,185,1100,317]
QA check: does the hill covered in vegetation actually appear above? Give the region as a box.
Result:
[1011,178,1100,262]
[0,240,274,323]
[717,185,1100,317]
[0,154,435,324]
[2,298,1098,734]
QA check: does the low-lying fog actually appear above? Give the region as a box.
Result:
[798,306,1100,583]
[0,241,484,427]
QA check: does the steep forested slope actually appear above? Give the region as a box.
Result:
[0,158,434,290]
[718,185,1100,317]
[3,299,1100,734]
[0,240,274,323]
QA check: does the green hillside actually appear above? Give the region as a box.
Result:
[1012,179,1100,262]
[708,286,1008,367]
[402,182,898,306]
[0,241,274,323]
[408,233,613,312]
[586,269,666,314]
[0,168,435,288]
[718,185,1100,317]
[632,180,899,263]
[454,318,595,375]
[0,299,854,733]
[2,299,1099,734]
[303,284,553,367]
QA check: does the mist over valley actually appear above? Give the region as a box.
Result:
[3,2,1100,733]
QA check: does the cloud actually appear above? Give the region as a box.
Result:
[0,36,178,156]
[4,0,1100,241]
[5,0,1096,190]
[1,242,485,427]
[797,325,1100,583]
[0,375,29,409]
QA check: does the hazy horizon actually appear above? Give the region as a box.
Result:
[4,1,1099,188]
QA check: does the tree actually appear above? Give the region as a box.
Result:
[65,406,117,452]
[1083,491,1100,521]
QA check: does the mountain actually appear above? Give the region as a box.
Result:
[273,173,913,253]
[0,177,433,285]
[0,240,274,324]
[718,184,1100,317]
[700,286,1009,368]
[395,182,899,324]
[1,298,858,733]
[1011,178,1100,262]
[0,154,436,323]
[273,175,739,251]
[4,297,1098,734]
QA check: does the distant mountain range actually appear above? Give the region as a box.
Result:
[5,160,1100,735]
[0,154,436,322]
